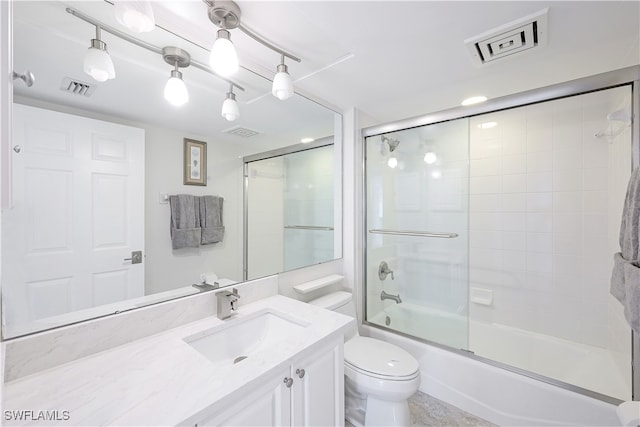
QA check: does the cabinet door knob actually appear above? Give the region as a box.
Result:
[283,377,293,388]
[295,368,305,379]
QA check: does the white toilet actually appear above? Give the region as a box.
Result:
[308,291,420,427]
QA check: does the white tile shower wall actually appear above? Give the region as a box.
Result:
[468,87,631,348]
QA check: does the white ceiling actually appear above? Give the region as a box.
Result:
[13,0,640,139]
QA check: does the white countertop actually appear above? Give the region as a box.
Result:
[2,295,354,426]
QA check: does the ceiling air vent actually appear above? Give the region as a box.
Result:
[464,8,548,66]
[224,126,261,138]
[60,77,96,97]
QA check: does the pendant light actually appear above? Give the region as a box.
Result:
[162,47,190,107]
[210,29,239,76]
[83,26,115,82]
[114,0,155,33]
[221,84,240,121]
[272,54,293,100]
[207,2,241,76]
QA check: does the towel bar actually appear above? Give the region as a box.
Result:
[369,229,458,238]
[284,225,334,231]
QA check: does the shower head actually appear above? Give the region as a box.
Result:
[381,135,400,153]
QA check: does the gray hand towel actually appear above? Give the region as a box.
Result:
[611,167,640,334]
[169,195,201,249]
[199,195,224,244]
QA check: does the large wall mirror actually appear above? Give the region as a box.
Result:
[3,1,342,338]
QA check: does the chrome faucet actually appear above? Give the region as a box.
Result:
[380,290,402,304]
[216,288,241,320]
[378,261,394,281]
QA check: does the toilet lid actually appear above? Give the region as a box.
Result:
[344,336,419,378]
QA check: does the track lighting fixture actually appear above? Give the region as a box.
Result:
[162,47,190,107]
[114,0,155,33]
[221,84,240,121]
[205,0,301,99]
[83,25,115,82]
[70,2,305,122]
[272,55,294,100]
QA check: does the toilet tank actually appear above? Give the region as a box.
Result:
[308,291,355,316]
[308,291,358,340]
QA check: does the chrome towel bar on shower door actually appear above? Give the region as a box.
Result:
[369,229,459,238]
[285,225,334,231]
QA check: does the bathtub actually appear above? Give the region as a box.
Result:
[366,303,625,426]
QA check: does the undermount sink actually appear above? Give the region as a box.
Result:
[184,310,309,367]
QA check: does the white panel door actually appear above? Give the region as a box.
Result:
[4,104,144,326]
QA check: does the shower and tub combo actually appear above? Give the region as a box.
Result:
[361,67,638,425]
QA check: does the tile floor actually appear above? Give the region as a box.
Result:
[345,391,497,427]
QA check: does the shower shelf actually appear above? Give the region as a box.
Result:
[293,274,343,295]
[369,229,458,238]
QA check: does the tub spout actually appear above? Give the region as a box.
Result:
[381,290,402,304]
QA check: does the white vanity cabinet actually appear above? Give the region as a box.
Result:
[191,336,344,427]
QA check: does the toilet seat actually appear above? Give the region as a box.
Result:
[345,336,419,381]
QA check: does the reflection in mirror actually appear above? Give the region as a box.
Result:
[3,1,341,338]
[245,141,336,280]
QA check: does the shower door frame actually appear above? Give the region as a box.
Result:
[361,65,640,404]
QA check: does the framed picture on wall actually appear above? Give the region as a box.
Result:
[183,138,207,186]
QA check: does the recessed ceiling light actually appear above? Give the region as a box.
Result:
[300,137,315,143]
[461,96,488,106]
[478,121,497,129]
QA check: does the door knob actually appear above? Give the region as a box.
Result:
[123,250,142,264]
[283,377,293,388]
[295,368,305,379]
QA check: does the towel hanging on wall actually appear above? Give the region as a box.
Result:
[199,195,224,244]
[169,195,201,249]
[611,167,640,334]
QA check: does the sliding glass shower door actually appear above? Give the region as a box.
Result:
[245,144,334,280]
[365,120,470,349]
[364,84,633,402]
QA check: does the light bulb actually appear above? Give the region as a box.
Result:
[221,95,239,121]
[209,29,238,76]
[114,1,155,33]
[164,71,188,106]
[388,157,398,168]
[272,63,293,100]
[84,42,115,82]
[424,151,437,164]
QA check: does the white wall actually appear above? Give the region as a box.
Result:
[144,125,244,294]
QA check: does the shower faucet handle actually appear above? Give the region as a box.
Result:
[378,261,394,281]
